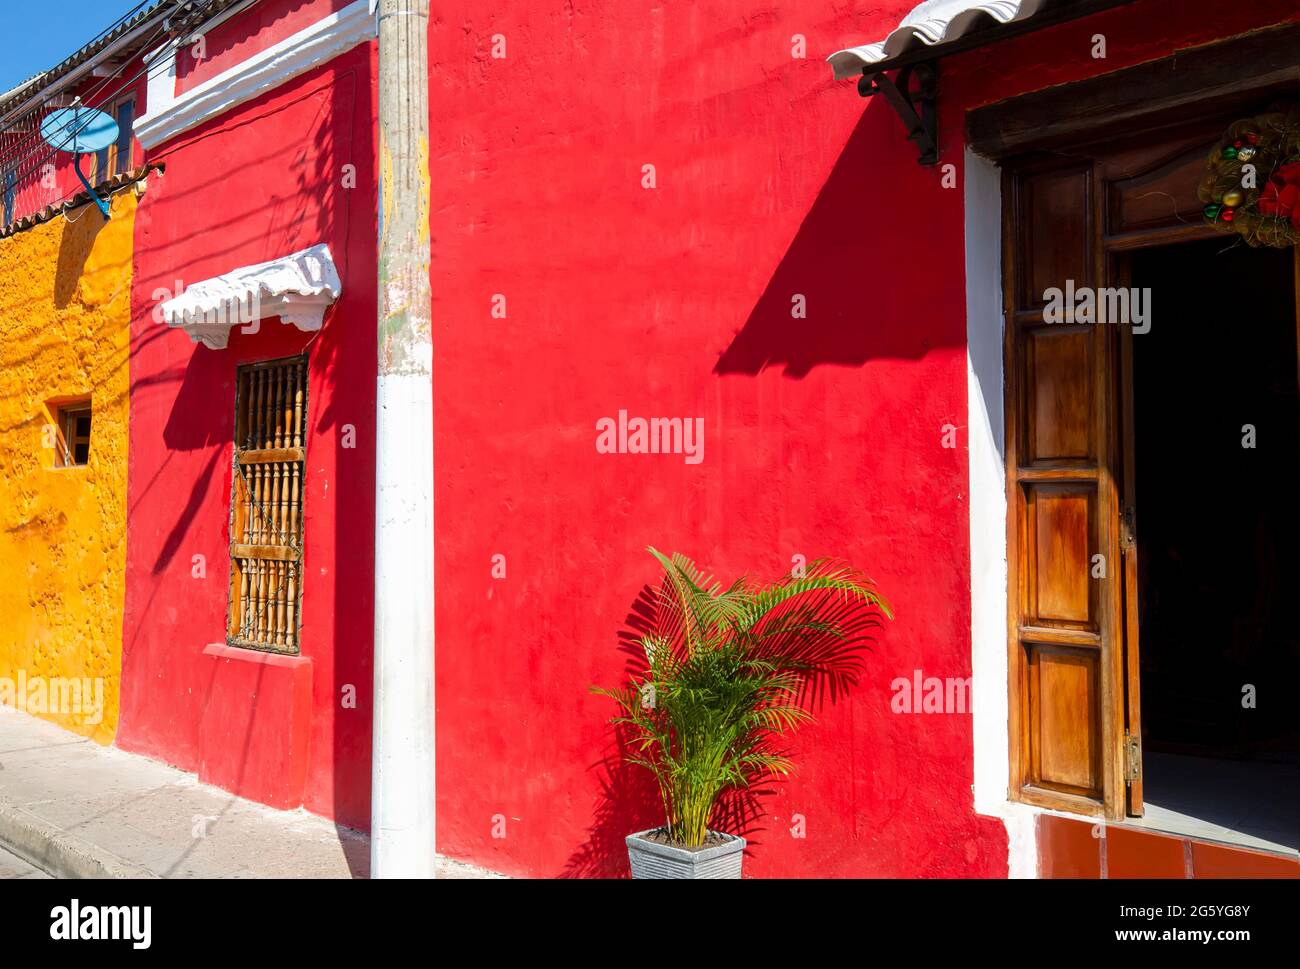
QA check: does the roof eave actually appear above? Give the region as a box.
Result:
[0,0,252,125]
[829,0,1140,80]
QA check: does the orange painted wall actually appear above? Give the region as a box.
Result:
[0,186,138,744]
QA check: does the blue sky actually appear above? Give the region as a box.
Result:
[0,1,147,93]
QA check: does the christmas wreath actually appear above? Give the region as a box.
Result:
[1199,106,1300,248]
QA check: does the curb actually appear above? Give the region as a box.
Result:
[0,794,158,879]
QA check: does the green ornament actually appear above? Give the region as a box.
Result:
[1222,146,1238,160]
[1204,203,1221,221]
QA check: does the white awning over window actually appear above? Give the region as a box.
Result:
[829,0,1074,80]
[161,244,342,350]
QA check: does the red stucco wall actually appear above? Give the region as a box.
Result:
[118,11,377,830]
[176,0,356,94]
[424,0,1300,878]
[115,0,1300,878]
[426,0,1004,878]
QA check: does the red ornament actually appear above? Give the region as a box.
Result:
[1247,134,1260,145]
[1222,208,1236,222]
[1234,140,1244,148]
[1258,161,1300,229]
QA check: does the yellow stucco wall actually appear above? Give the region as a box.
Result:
[0,188,136,744]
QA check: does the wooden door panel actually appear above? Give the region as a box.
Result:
[1099,123,1228,252]
[1006,159,1123,818]
[1108,140,1215,235]
[1026,326,1094,464]
[1110,259,1148,815]
[1025,484,1097,627]
[1021,167,1094,308]
[1093,129,1225,816]
[1025,642,1102,797]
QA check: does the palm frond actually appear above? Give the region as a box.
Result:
[593,549,891,847]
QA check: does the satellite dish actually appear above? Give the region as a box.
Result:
[40,106,119,152]
[39,103,119,219]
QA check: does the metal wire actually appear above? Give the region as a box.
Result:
[0,0,224,224]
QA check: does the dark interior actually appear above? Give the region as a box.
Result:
[1130,237,1300,765]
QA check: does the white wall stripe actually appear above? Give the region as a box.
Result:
[964,146,1039,877]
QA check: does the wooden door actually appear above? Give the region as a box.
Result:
[1116,313,1143,816]
[1098,130,1229,815]
[1004,159,1127,819]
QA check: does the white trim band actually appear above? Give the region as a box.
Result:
[134,0,377,149]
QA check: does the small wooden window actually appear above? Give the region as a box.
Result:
[3,169,14,226]
[228,355,308,653]
[92,97,136,185]
[53,402,92,467]
[108,97,135,176]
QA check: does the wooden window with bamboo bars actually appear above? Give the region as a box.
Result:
[228,355,308,653]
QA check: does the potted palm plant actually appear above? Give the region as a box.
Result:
[593,547,890,879]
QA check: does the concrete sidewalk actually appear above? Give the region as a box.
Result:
[0,705,499,879]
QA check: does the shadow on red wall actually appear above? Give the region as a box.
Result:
[551,95,967,876]
[716,107,964,379]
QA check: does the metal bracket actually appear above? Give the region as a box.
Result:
[71,153,110,220]
[858,63,938,166]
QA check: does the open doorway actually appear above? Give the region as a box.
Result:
[1128,237,1300,852]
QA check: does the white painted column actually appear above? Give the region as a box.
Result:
[371,0,435,878]
[372,373,435,876]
